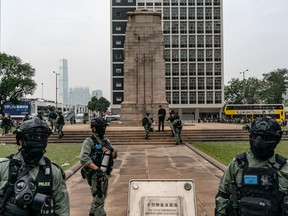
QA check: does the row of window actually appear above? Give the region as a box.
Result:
[163,7,221,20]
[166,91,222,104]
[113,0,221,6]
[166,77,221,90]
[164,35,221,48]
[163,21,221,34]
[112,90,222,105]
[164,49,221,62]
[165,62,221,76]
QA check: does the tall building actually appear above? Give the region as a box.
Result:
[92,90,103,99]
[70,86,91,106]
[111,0,224,121]
[58,59,69,104]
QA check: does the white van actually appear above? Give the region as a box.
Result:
[75,113,89,124]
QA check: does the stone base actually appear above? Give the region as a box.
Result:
[120,102,169,122]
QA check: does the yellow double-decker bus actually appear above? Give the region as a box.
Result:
[223,104,285,123]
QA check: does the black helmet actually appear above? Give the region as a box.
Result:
[16,118,51,145]
[249,117,282,160]
[90,117,108,129]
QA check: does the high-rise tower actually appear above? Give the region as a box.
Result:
[58,59,69,104]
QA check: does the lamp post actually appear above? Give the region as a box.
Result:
[41,83,44,99]
[240,69,249,80]
[53,71,60,110]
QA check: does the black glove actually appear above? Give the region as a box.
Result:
[95,168,104,179]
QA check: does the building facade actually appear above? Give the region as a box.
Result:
[69,86,91,106]
[58,59,69,104]
[111,0,224,121]
[92,90,103,99]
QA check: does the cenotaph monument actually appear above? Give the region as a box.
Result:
[120,10,169,122]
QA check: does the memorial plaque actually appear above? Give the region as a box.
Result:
[127,179,197,216]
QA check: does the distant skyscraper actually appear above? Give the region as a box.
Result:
[70,86,90,105]
[58,59,69,104]
[92,90,103,99]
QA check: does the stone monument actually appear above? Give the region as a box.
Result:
[120,10,169,122]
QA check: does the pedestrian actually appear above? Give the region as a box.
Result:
[55,111,65,138]
[79,117,117,216]
[48,110,57,132]
[215,117,288,216]
[142,112,153,139]
[157,105,166,132]
[1,114,10,135]
[166,109,175,136]
[171,114,183,145]
[0,117,70,215]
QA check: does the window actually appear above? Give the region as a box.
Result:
[198,77,205,89]
[172,77,179,90]
[171,0,178,6]
[180,0,187,5]
[206,77,213,90]
[205,21,213,33]
[189,63,196,76]
[214,63,221,75]
[181,77,188,90]
[116,41,122,45]
[172,8,178,19]
[206,91,213,104]
[172,92,179,104]
[197,35,204,47]
[189,77,196,90]
[198,63,204,75]
[214,49,221,61]
[166,91,171,103]
[116,96,122,102]
[172,64,179,75]
[181,63,188,76]
[206,49,213,61]
[172,22,179,33]
[198,91,205,104]
[197,49,204,62]
[197,22,204,33]
[188,8,195,19]
[197,0,203,5]
[116,68,122,74]
[188,21,195,33]
[116,26,122,31]
[181,92,188,104]
[180,21,187,33]
[164,50,170,61]
[163,22,170,34]
[197,8,203,19]
[180,8,187,19]
[206,63,213,75]
[214,35,221,47]
[163,8,170,20]
[166,78,171,90]
[172,50,179,61]
[205,8,212,19]
[172,35,179,48]
[189,35,196,47]
[215,77,221,89]
[164,35,170,47]
[189,49,196,61]
[180,50,187,61]
[188,0,195,6]
[189,91,196,104]
[215,91,222,104]
[205,0,212,5]
[214,0,220,5]
[214,21,221,33]
[214,7,221,19]
[180,35,187,48]
[116,82,122,88]
[165,64,171,76]
[206,35,213,47]
[163,0,170,6]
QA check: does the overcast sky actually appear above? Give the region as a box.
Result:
[1,0,288,102]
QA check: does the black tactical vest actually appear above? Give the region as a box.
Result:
[236,153,286,216]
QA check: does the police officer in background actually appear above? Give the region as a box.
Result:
[55,111,65,138]
[215,117,288,216]
[142,112,153,139]
[80,117,117,216]
[0,117,70,216]
[171,114,183,145]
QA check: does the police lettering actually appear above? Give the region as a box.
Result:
[38,181,51,187]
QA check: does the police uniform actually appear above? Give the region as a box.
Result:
[215,117,288,216]
[79,118,115,216]
[142,113,153,139]
[171,115,182,145]
[0,118,70,216]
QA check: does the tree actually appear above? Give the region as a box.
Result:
[88,96,110,116]
[0,53,37,115]
[261,68,288,104]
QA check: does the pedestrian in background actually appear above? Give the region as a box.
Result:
[171,114,183,145]
[142,112,153,139]
[167,109,175,136]
[157,105,166,132]
[55,111,65,138]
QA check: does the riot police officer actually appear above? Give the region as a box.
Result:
[171,114,183,145]
[0,117,70,216]
[215,117,288,216]
[142,112,153,139]
[79,117,117,216]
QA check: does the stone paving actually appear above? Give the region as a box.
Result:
[65,123,239,216]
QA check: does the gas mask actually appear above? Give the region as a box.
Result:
[249,134,277,160]
[96,126,106,139]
